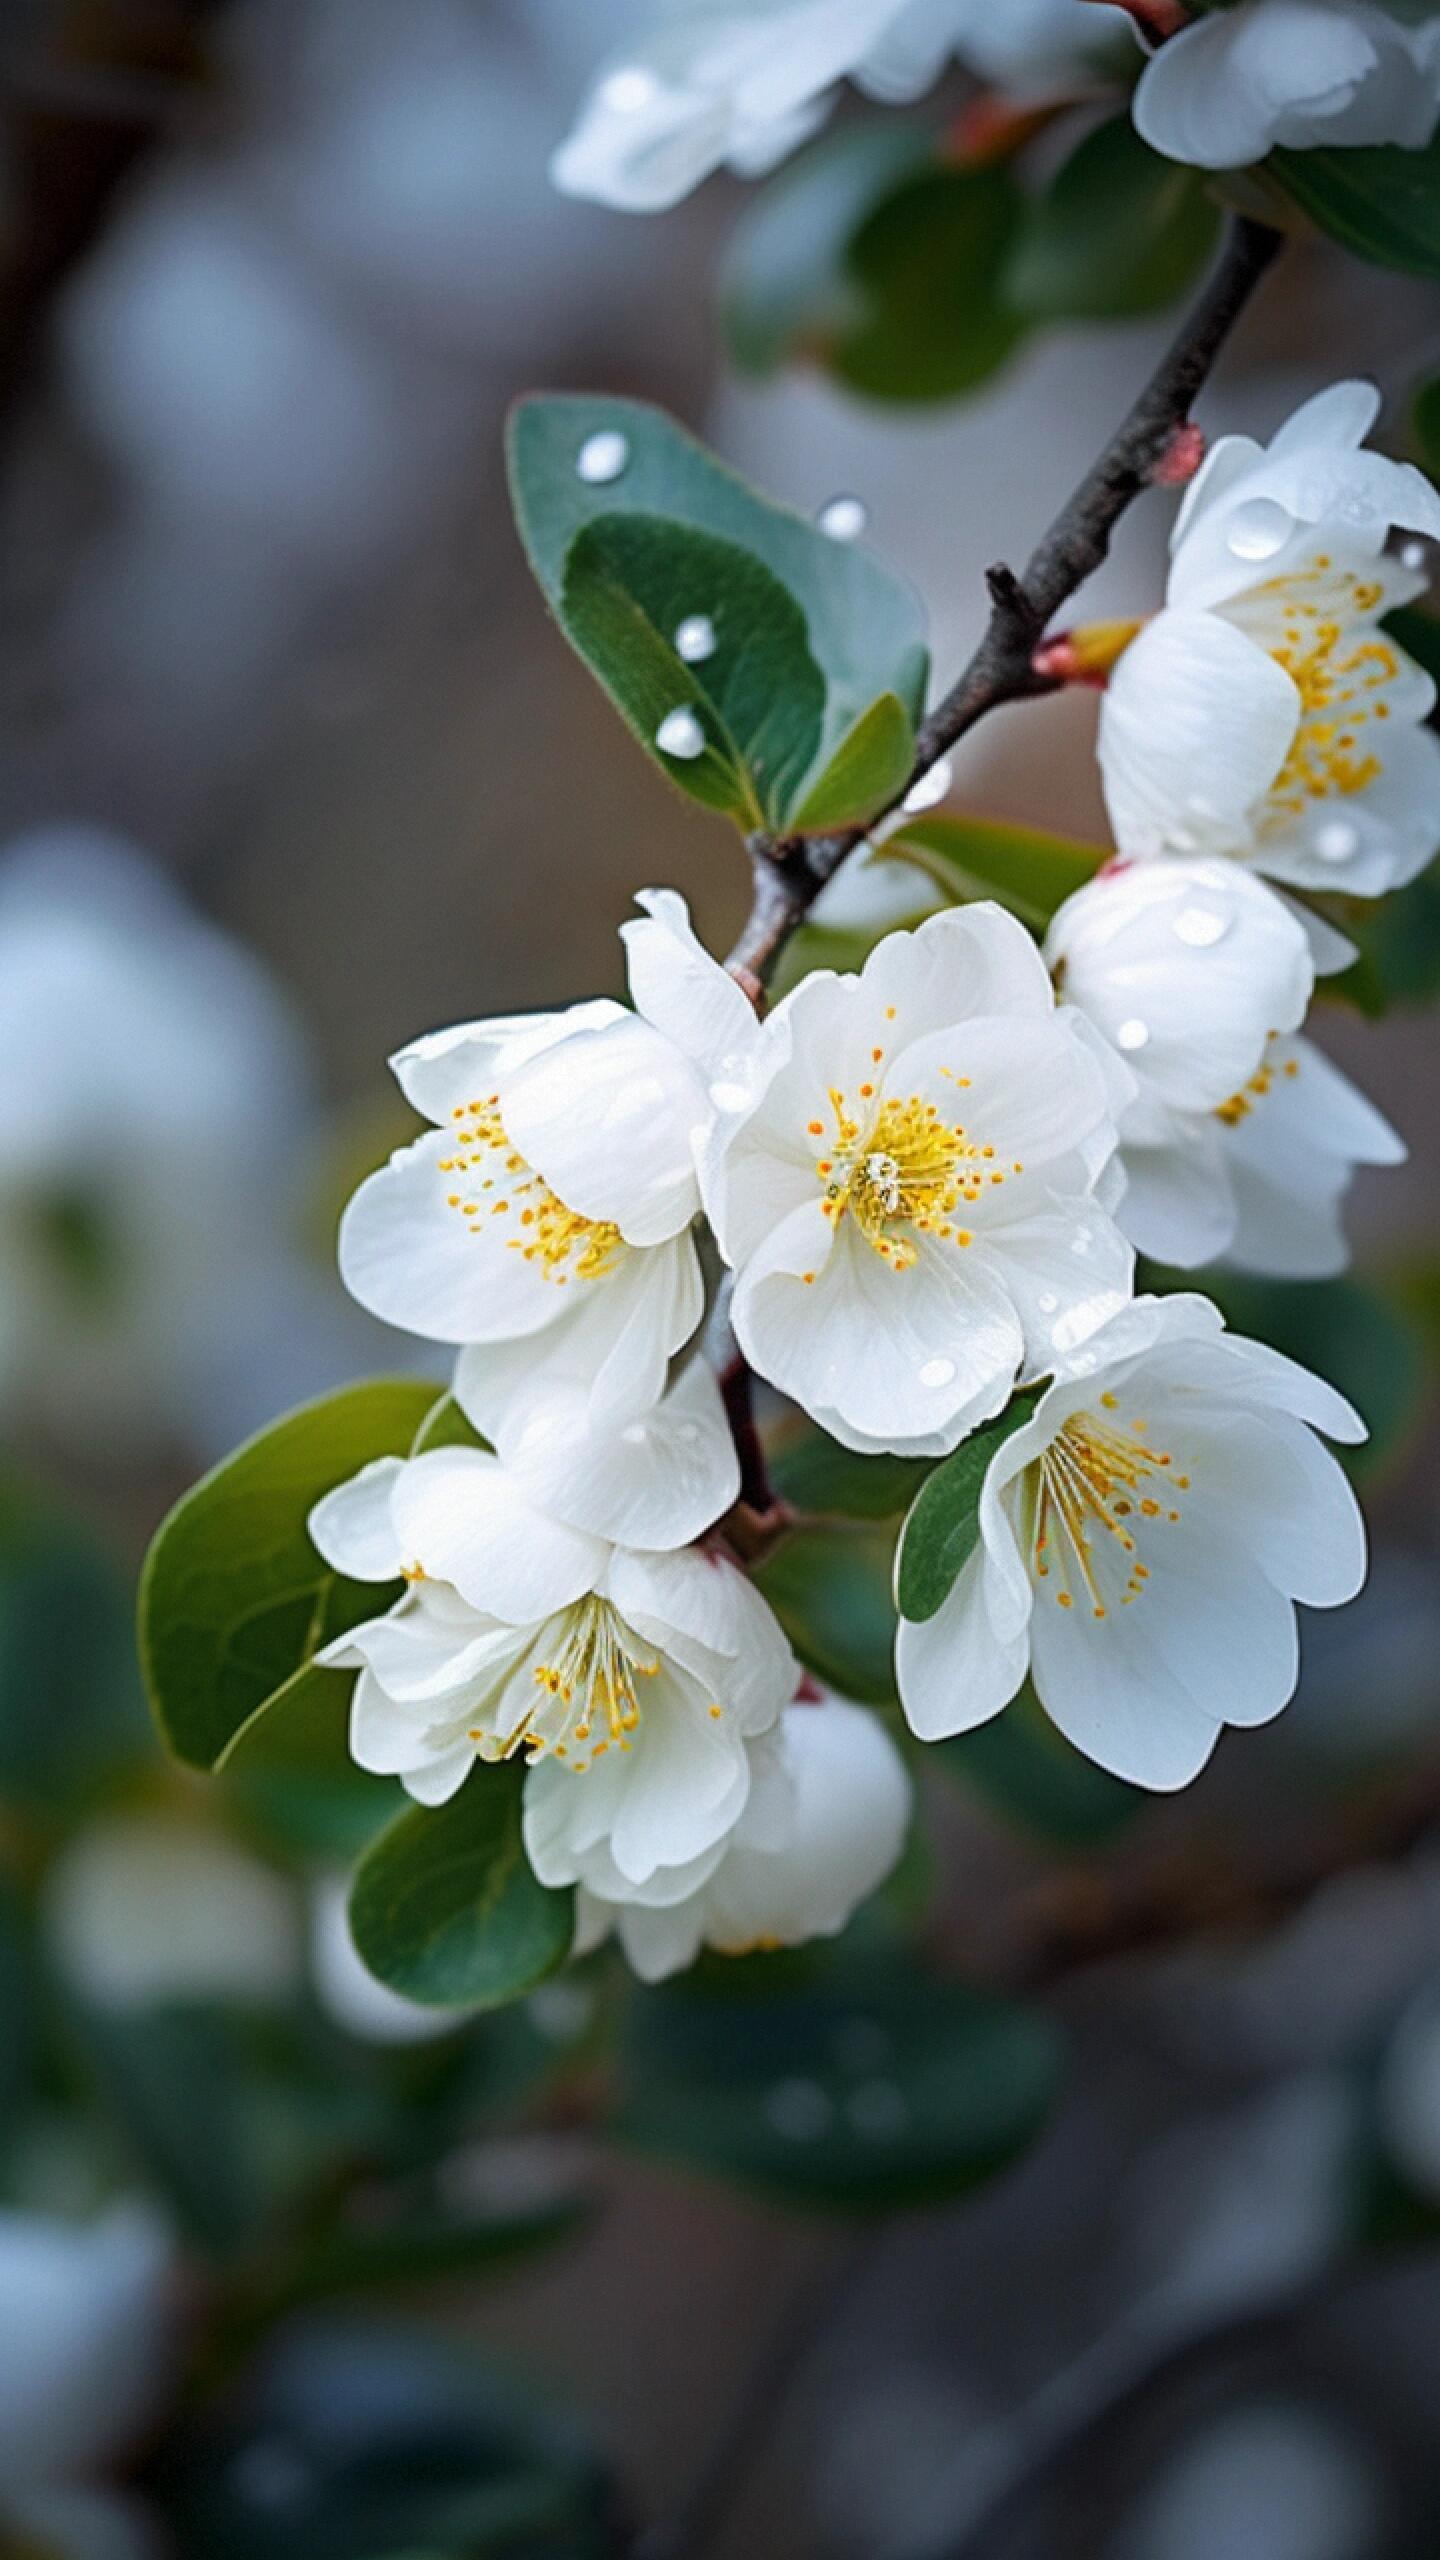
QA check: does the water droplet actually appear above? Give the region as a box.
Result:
[817,493,867,542]
[674,613,717,663]
[598,65,661,114]
[902,757,953,814]
[1116,1017,1150,1051]
[1037,1291,1060,1316]
[1315,817,1360,864]
[1172,904,1230,948]
[709,1077,751,1113]
[833,2015,892,2074]
[919,1356,955,1389]
[1225,498,1292,563]
[846,2078,908,2140]
[765,2077,834,2141]
[1400,539,1429,573]
[576,429,629,486]
[656,706,705,760]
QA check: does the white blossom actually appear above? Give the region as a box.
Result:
[896,1293,1367,1790]
[0,2206,174,2494]
[310,1367,794,1890]
[552,0,1126,211]
[1045,855,1400,1273]
[1133,0,1440,171]
[702,903,1134,1458]
[339,889,758,1426]
[1099,383,1440,896]
[576,1690,913,1979]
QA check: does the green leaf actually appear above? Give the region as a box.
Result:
[722,124,929,377]
[788,690,916,832]
[1270,136,1440,278]
[349,1770,573,2011]
[941,1679,1145,1846]
[768,1423,931,1520]
[897,1392,1040,1625]
[1006,115,1220,322]
[619,1940,1062,2213]
[507,393,930,789]
[753,1521,899,1705]
[0,1484,151,1815]
[561,514,827,826]
[881,812,1107,930]
[833,161,1028,403]
[220,1662,402,1859]
[1384,602,1440,688]
[139,1378,440,1773]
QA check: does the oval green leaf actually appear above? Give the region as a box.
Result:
[1271,137,1440,277]
[897,1391,1039,1625]
[881,812,1107,929]
[1006,114,1220,322]
[349,1769,573,2009]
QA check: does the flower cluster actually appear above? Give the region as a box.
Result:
[317,379,1429,1981]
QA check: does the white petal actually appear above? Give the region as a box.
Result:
[454,1227,704,1436]
[623,887,764,1095]
[339,1130,568,1344]
[1099,613,1300,862]
[697,1696,912,1952]
[1133,1,1383,170]
[308,1456,404,1582]
[499,1012,703,1247]
[391,1005,620,1125]
[1116,1117,1238,1270]
[494,1355,739,1551]
[895,1545,1030,1741]
[1030,1585,1222,1790]
[1139,1514,1302,1730]
[608,1545,795,1734]
[995,1204,1134,1368]
[860,899,1058,1030]
[1177,1406,1366,1607]
[389,1447,608,1622]
[402,1743,477,1806]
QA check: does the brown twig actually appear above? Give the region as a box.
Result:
[724,215,1282,993]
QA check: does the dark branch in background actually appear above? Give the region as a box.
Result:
[725,215,1282,991]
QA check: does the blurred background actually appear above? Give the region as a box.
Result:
[2,4,1440,2557]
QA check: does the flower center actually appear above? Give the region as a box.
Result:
[512,1594,661,1771]
[1027,1394,1190,1620]
[1252,561,1397,820]
[437,1094,622,1284]
[1214,1036,1301,1128]
[810,1080,1015,1270]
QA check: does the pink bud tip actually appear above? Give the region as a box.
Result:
[1151,421,1206,487]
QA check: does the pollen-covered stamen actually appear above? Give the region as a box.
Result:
[812,1078,1012,1269]
[1247,560,1400,821]
[1215,1035,1301,1128]
[436,1094,622,1285]
[502,1594,661,1772]
[1027,1393,1190,1619]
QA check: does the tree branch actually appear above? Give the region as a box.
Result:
[725,215,1282,992]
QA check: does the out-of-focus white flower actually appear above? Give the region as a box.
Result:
[702,903,1133,1458]
[44,1816,300,2013]
[0,829,315,1455]
[340,890,758,1427]
[576,1690,912,1979]
[1099,383,1440,895]
[308,1873,459,2044]
[552,0,1126,211]
[0,2206,174,2492]
[895,1293,1367,1789]
[310,1371,793,1890]
[1133,0,1440,171]
[1044,855,1399,1273]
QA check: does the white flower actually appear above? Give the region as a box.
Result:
[1044,855,1399,1274]
[44,1815,299,2013]
[1133,0,1440,171]
[552,0,1125,211]
[896,1293,1367,1789]
[1099,383,1440,896]
[576,1690,913,1980]
[339,889,758,1425]
[703,903,1134,1458]
[310,1367,794,1888]
[0,827,319,1456]
[0,2206,174,2492]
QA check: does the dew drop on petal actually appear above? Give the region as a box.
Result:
[846,2078,908,2140]
[1315,817,1360,863]
[656,706,706,759]
[919,1356,956,1389]
[1037,1291,1061,1316]
[1400,539,1429,573]
[1116,1017,1150,1051]
[817,493,867,542]
[598,65,661,113]
[765,2077,834,2141]
[902,757,953,814]
[1172,904,1230,948]
[576,429,630,485]
[674,613,717,663]
[1225,497,1292,562]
